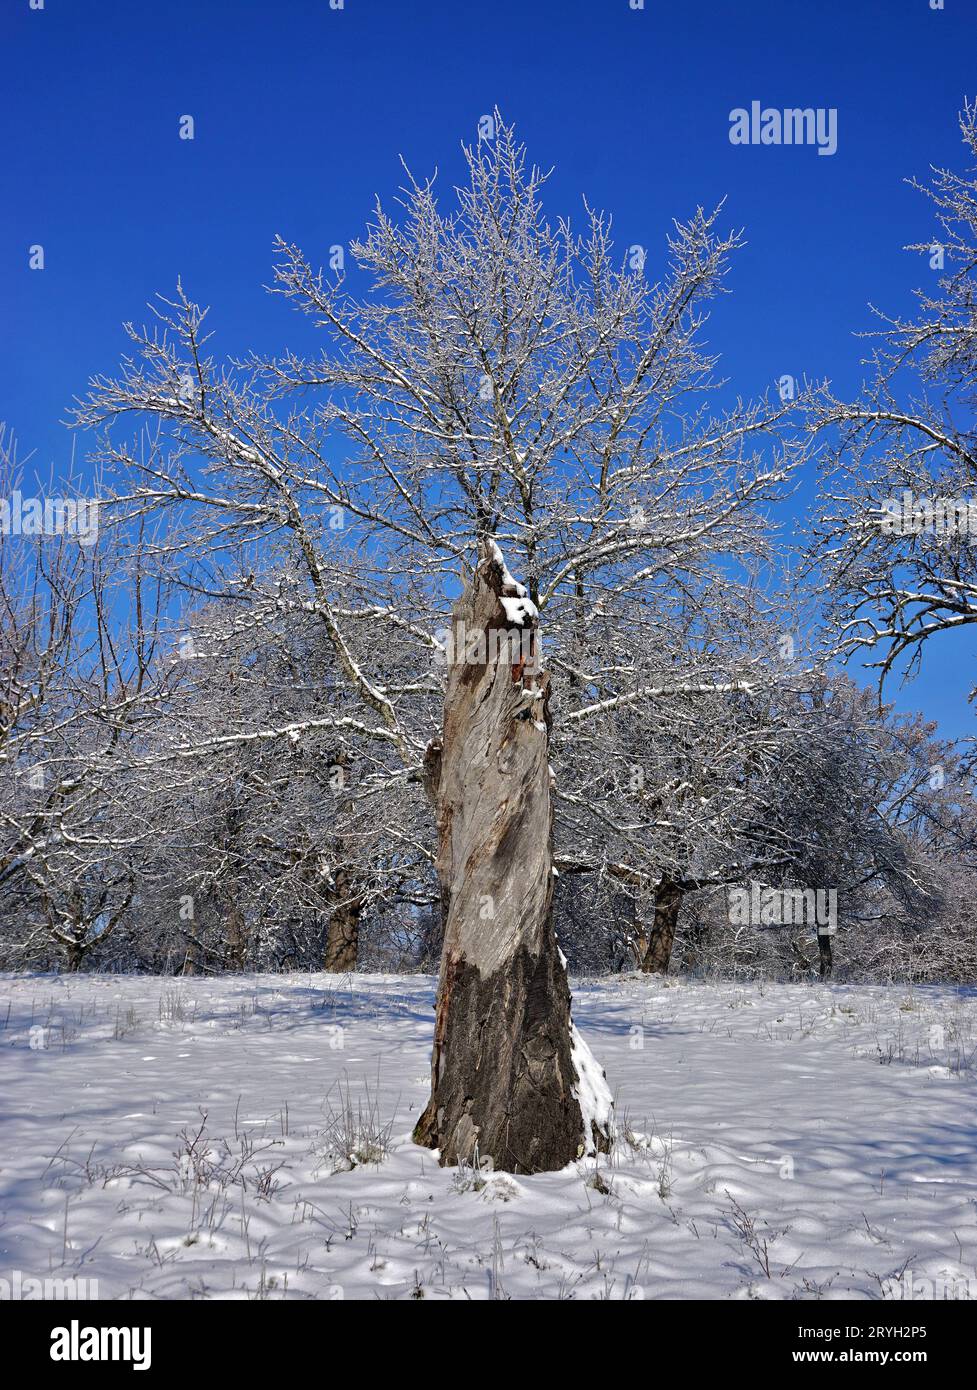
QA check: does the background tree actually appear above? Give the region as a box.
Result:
[811,103,977,751]
[0,429,175,972]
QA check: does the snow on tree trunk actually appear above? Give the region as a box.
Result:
[641,877,684,975]
[414,542,612,1174]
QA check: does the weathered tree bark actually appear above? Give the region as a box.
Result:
[414,543,612,1174]
[323,866,362,973]
[640,877,684,975]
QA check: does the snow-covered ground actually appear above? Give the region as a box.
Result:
[1,971,976,1300]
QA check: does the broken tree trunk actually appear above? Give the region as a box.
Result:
[414,541,612,1174]
[640,876,684,975]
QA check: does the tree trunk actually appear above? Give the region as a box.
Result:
[225,901,247,971]
[414,543,612,1174]
[418,899,445,972]
[641,877,684,974]
[818,930,833,979]
[324,866,361,973]
[64,939,86,973]
[681,919,708,973]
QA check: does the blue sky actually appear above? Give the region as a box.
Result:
[2,0,976,738]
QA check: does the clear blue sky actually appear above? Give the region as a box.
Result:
[3,0,976,738]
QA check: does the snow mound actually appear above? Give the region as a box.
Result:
[570,1021,614,1154]
[488,539,538,627]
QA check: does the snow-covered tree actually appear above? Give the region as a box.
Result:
[811,103,977,742]
[0,430,173,970]
[547,571,822,975]
[74,115,806,1170]
[144,572,434,975]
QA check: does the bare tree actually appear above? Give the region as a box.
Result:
[149,572,432,975]
[811,103,977,735]
[0,429,173,970]
[74,115,805,1169]
[550,579,815,976]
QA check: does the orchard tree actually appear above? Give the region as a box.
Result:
[76,116,806,1171]
[738,677,968,980]
[812,103,977,726]
[152,571,433,974]
[0,427,181,971]
[550,579,815,976]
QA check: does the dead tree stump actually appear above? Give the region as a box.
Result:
[414,542,612,1174]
